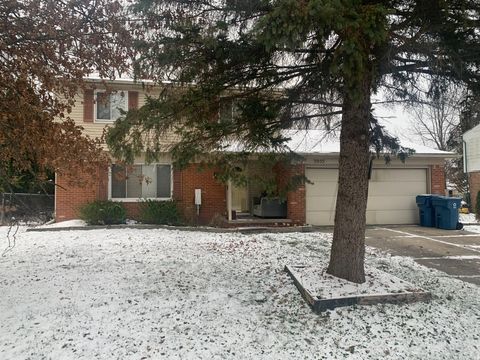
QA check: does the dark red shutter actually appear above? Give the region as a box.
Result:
[128,91,139,110]
[83,89,94,123]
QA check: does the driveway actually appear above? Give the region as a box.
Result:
[365,225,480,285]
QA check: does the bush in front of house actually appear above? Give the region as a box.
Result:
[139,199,182,225]
[79,200,127,225]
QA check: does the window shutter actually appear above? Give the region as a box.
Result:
[128,91,139,110]
[83,89,94,123]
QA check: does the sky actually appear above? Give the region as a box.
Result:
[374,103,421,143]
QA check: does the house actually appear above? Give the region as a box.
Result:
[463,124,480,208]
[55,78,454,226]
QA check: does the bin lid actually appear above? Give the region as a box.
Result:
[416,194,435,206]
[431,196,462,207]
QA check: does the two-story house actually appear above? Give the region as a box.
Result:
[55,78,453,226]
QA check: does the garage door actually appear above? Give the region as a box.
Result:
[305,168,427,225]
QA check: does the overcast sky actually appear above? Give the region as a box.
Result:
[374,103,420,143]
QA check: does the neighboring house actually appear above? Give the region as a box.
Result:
[463,124,480,207]
[56,78,453,226]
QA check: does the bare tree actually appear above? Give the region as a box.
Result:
[409,88,463,151]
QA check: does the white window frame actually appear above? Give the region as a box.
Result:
[108,163,173,202]
[94,90,129,123]
[218,97,238,123]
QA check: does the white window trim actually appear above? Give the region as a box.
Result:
[94,89,129,124]
[218,96,236,123]
[108,163,173,202]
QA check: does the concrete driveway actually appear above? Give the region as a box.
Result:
[365,225,480,285]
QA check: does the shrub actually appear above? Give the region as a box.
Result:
[139,200,182,225]
[208,213,227,227]
[465,192,471,212]
[79,200,126,225]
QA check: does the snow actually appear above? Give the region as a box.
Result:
[35,219,87,228]
[35,219,140,229]
[460,213,477,224]
[289,266,424,299]
[0,227,479,359]
[464,224,480,234]
[224,129,453,156]
[284,129,454,156]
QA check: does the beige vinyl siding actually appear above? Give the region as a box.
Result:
[66,84,178,147]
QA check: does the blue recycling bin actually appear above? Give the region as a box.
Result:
[431,196,462,230]
[416,195,436,227]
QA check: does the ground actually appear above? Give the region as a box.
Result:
[365,225,480,285]
[0,225,479,359]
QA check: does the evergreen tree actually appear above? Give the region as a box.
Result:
[107,0,480,283]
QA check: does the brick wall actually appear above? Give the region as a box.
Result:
[431,164,446,195]
[55,166,145,221]
[273,163,306,225]
[173,164,227,225]
[57,162,444,226]
[55,166,108,221]
[469,171,480,210]
[56,164,227,224]
[287,188,306,225]
[287,164,306,225]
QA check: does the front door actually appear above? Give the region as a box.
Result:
[232,184,249,212]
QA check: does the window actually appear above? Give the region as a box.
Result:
[219,98,240,123]
[95,90,128,122]
[110,164,172,200]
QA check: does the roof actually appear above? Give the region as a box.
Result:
[83,77,455,158]
[284,130,455,157]
[226,130,455,157]
[463,123,480,141]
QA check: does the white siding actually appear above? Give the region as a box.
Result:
[464,125,480,172]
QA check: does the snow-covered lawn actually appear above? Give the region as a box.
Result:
[0,227,479,359]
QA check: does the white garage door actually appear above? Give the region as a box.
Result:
[305,168,427,225]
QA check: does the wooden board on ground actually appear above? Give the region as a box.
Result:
[285,265,431,313]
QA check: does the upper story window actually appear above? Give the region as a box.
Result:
[95,90,128,123]
[219,98,240,123]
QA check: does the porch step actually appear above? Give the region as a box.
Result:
[226,217,293,227]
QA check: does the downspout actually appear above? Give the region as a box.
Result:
[463,139,471,206]
[227,180,232,221]
[54,172,57,221]
[368,155,374,180]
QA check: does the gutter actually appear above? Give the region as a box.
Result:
[296,152,458,159]
[410,153,459,159]
[84,77,155,86]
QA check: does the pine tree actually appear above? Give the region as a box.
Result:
[107,0,480,283]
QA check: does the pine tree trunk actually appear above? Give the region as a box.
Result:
[326,73,372,284]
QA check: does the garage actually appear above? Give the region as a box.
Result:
[305,168,428,225]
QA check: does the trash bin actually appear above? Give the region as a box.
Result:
[431,196,462,230]
[416,194,436,227]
